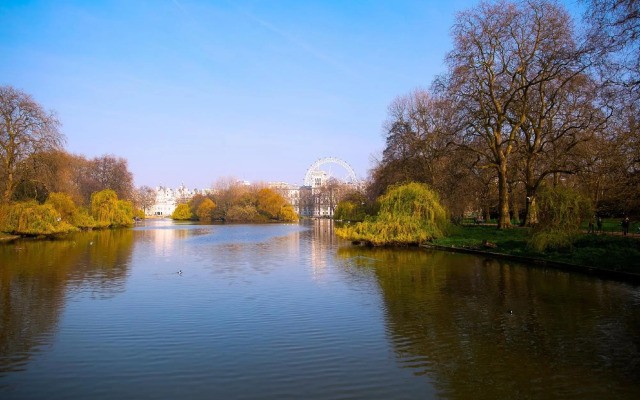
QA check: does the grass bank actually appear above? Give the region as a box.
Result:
[428,225,640,275]
[0,232,20,241]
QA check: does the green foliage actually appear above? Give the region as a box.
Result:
[45,192,77,222]
[336,182,449,245]
[90,189,133,228]
[334,200,367,222]
[528,185,592,252]
[0,201,77,235]
[115,200,134,226]
[430,224,640,273]
[70,206,97,229]
[46,191,97,229]
[196,198,216,221]
[171,203,194,220]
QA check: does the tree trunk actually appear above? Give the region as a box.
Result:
[510,187,520,224]
[497,163,511,229]
[3,170,13,204]
[524,186,538,226]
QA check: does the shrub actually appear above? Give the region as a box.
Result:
[528,185,592,252]
[336,182,449,245]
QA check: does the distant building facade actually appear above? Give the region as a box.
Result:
[268,182,301,214]
[270,172,359,218]
[148,184,203,217]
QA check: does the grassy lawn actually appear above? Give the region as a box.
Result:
[430,224,640,274]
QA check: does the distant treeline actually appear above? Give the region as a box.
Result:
[172,184,297,223]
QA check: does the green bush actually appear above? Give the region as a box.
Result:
[0,201,77,235]
[336,182,449,245]
[528,185,592,252]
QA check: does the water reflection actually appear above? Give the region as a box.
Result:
[1,221,639,399]
[336,246,640,399]
[0,229,133,377]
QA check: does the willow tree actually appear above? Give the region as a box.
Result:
[0,86,64,203]
[91,189,133,228]
[336,182,449,246]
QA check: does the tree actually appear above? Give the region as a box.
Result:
[277,205,298,221]
[445,0,587,228]
[0,201,76,235]
[89,154,134,201]
[336,182,449,246]
[256,188,286,219]
[0,86,64,203]
[528,185,592,251]
[196,198,216,221]
[584,0,640,98]
[171,203,193,220]
[90,189,133,228]
[135,185,156,215]
[226,204,259,222]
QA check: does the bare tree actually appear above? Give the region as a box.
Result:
[0,86,64,203]
[135,185,157,214]
[445,0,589,228]
[584,0,640,97]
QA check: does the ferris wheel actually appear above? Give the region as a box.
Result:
[303,157,359,187]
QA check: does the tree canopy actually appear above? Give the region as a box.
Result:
[0,86,64,203]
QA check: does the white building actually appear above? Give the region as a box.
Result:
[148,183,200,217]
[269,176,359,218]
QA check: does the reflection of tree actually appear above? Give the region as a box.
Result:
[0,229,134,375]
[335,246,640,399]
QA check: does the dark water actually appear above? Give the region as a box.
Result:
[1,219,639,399]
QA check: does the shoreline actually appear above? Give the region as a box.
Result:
[421,242,640,284]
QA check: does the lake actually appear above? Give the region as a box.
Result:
[1,219,639,399]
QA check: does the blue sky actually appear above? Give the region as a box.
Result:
[0,0,583,188]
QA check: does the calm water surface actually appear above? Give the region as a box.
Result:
[1,219,639,399]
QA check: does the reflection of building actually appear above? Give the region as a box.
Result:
[309,219,337,278]
[148,184,212,216]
